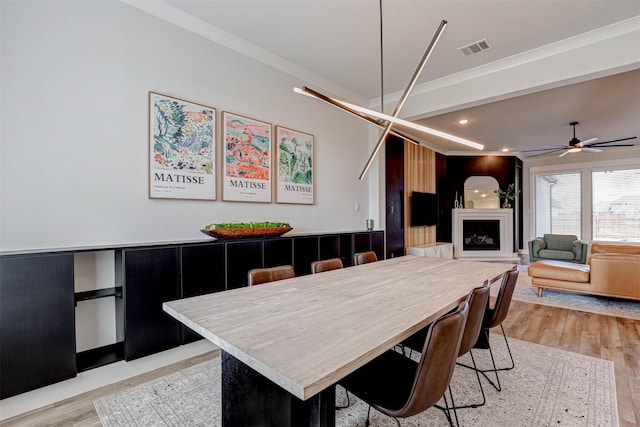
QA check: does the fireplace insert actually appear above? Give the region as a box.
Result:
[462,220,500,251]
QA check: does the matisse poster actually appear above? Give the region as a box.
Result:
[223,112,272,202]
[276,126,314,205]
[148,92,216,200]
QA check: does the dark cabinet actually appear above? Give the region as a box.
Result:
[0,230,384,398]
[226,240,263,289]
[180,243,226,343]
[0,253,76,399]
[263,238,293,268]
[319,235,340,261]
[353,232,372,255]
[293,236,319,276]
[122,247,181,361]
[371,231,385,260]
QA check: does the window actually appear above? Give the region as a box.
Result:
[535,172,581,237]
[592,168,640,242]
[531,162,640,243]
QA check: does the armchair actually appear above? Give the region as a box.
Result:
[528,234,588,264]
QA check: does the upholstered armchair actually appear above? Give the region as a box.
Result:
[528,234,588,264]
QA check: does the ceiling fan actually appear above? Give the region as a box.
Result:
[522,121,637,157]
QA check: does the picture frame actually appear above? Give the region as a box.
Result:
[222,112,272,203]
[148,92,216,200]
[275,126,314,205]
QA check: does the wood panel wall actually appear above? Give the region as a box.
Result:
[404,141,436,249]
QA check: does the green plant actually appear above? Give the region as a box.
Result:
[204,221,291,230]
[494,183,520,200]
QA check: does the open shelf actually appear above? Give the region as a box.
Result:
[76,342,124,372]
[74,286,122,303]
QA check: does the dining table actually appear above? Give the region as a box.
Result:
[163,255,516,427]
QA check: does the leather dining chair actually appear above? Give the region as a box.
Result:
[247,265,295,286]
[354,251,377,266]
[339,300,470,427]
[402,281,492,419]
[462,268,519,392]
[311,258,343,274]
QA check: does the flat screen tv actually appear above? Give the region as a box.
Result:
[410,191,438,226]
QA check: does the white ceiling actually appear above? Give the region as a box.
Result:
[132,0,640,158]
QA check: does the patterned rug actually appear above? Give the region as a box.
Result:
[94,337,618,426]
[505,267,640,320]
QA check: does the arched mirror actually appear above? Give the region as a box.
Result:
[464,176,500,209]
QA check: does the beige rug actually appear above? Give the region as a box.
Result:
[94,337,618,426]
[504,267,640,320]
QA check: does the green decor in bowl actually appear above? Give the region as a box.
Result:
[200,222,292,239]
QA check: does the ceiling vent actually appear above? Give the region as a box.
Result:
[458,38,491,56]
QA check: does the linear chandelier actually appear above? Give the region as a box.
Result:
[294,14,484,180]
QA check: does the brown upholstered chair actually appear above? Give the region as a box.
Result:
[354,251,377,266]
[339,300,470,427]
[402,281,491,414]
[466,269,519,391]
[247,265,294,286]
[311,258,343,274]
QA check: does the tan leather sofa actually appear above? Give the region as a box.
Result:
[528,243,640,301]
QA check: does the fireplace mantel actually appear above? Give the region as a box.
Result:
[452,209,520,262]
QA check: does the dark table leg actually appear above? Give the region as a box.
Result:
[222,351,336,427]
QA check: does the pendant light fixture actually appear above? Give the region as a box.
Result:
[294,4,484,180]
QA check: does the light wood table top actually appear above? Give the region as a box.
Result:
[164,255,515,400]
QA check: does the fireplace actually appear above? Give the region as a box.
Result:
[452,209,519,262]
[463,220,500,251]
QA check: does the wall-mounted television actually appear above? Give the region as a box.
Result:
[410,191,438,226]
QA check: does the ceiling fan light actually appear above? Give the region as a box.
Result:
[568,147,582,153]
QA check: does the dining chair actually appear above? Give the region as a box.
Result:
[247,265,295,286]
[354,251,377,266]
[311,258,343,274]
[461,269,519,392]
[402,281,492,416]
[339,300,470,427]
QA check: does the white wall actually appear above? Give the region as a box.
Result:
[0,1,373,252]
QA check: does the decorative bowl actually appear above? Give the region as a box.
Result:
[200,227,293,240]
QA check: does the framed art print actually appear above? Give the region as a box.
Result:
[222,112,272,203]
[276,126,314,205]
[148,92,216,200]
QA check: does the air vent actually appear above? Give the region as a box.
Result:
[458,38,491,56]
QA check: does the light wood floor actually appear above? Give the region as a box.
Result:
[2,301,639,427]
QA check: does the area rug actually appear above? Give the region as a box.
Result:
[94,337,618,426]
[502,267,640,320]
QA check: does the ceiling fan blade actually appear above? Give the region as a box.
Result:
[579,137,599,146]
[589,136,637,146]
[558,150,570,158]
[596,143,637,148]
[524,149,565,157]
[521,146,567,153]
[581,147,602,153]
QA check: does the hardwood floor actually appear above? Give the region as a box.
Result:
[502,300,640,427]
[2,301,639,427]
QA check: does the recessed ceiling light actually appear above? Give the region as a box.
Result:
[474,189,479,193]
[481,194,486,198]
[501,148,509,152]
[458,119,469,125]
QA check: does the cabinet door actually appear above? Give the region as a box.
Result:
[371,231,385,260]
[319,235,340,261]
[263,237,293,268]
[293,236,319,276]
[122,247,180,361]
[181,243,226,343]
[226,240,263,290]
[353,232,372,255]
[0,253,76,398]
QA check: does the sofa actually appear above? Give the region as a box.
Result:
[528,234,588,264]
[528,243,640,301]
